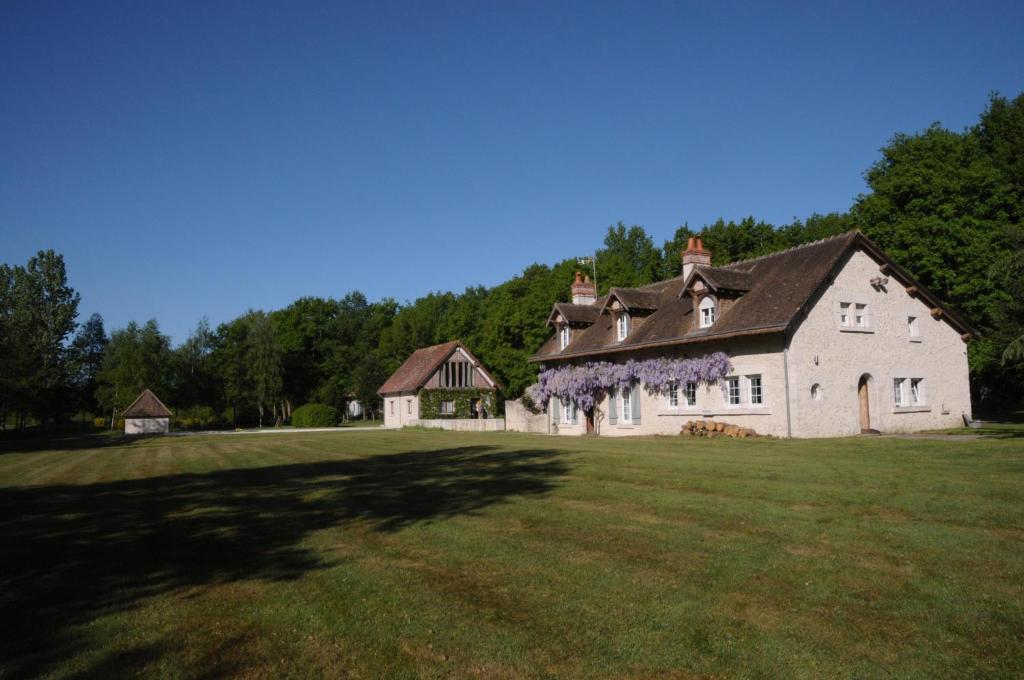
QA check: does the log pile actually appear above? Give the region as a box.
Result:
[680,419,759,439]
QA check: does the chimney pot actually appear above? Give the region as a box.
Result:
[570,269,597,305]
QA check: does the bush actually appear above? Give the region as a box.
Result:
[93,417,108,430]
[174,405,218,431]
[291,403,338,428]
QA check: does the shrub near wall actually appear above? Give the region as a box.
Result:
[420,389,496,419]
[291,403,338,428]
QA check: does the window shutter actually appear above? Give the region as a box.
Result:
[572,403,579,425]
[553,397,561,423]
[631,388,641,425]
[608,390,617,424]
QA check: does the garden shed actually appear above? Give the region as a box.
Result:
[122,389,173,434]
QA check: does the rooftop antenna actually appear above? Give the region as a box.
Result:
[577,254,598,294]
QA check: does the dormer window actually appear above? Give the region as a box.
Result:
[617,313,630,341]
[559,325,571,350]
[699,296,716,328]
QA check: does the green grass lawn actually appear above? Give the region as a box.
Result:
[1,429,1022,679]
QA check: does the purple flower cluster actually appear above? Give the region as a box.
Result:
[527,352,731,412]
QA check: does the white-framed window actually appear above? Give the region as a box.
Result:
[562,400,577,424]
[726,377,741,406]
[559,325,571,350]
[440,400,455,415]
[893,378,906,406]
[668,383,678,407]
[908,315,920,340]
[748,374,763,405]
[699,296,716,328]
[839,302,851,326]
[685,382,697,407]
[617,313,630,341]
[910,378,923,405]
[620,386,633,423]
[854,303,868,327]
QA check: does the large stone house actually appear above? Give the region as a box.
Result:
[531,231,973,438]
[379,341,501,429]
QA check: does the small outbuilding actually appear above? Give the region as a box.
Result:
[122,389,172,434]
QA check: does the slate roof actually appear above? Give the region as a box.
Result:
[377,341,500,395]
[122,389,172,418]
[532,231,973,363]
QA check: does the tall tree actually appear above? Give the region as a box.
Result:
[96,320,173,425]
[246,311,283,426]
[70,313,108,419]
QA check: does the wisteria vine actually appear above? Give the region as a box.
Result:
[526,352,731,412]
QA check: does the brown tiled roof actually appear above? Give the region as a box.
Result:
[547,302,602,327]
[690,265,753,292]
[603,287,662,311]
[122,389,172,418]
[377,341,500,395]
[531,231,973,363]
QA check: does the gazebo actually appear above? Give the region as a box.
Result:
[122,389,172,434]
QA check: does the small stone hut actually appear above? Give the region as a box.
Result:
[122,389,172,434]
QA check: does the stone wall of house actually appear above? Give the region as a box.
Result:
[383,391,419,429]
[125,417,169,435]
[545,337,791,438]
[787,248,971,437]
[505,399,549,434]
[408,418,506,432]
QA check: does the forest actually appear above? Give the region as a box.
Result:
[2,92,1022,429]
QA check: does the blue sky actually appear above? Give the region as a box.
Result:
[2,1,1022,343]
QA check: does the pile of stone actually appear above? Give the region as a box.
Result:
[680,420,759,438]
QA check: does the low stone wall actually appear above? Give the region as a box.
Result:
[504,399,549,434]
[407,418,505,432]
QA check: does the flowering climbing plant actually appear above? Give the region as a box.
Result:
[526,352,731,412]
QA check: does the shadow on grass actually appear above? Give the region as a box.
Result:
[0,431,151,455]
[0,444,570,678]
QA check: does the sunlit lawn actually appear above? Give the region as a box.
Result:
[1,428,1022,678]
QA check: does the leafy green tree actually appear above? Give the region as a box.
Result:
[594,222,663,292]
[96,320,173,425]
[70,313,108,419]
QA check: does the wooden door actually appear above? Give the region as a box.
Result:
[858,377,871,431]
[585,410,595,434]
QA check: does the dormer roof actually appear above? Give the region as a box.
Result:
[546,302,604,327]
[601,287,661,313]
[683,265,754,294]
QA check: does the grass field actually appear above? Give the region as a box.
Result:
[1,429,1022,679]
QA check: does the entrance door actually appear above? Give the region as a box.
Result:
[585,410,595,434]
[858,375,871,432]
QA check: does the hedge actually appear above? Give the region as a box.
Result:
[292,403,338,428]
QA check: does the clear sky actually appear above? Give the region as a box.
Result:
[2,1,1022,343]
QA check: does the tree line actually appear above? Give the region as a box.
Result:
[2,92,1021,429]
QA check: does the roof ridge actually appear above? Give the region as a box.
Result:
[718,230,858,269]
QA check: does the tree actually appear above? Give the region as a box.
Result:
[96,320,173,426]
[594,223,663,292]
[70,313,108,419]
[246,311,283,426]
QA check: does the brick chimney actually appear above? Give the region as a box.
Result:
[571,271,597,305]
[682,237,712,281]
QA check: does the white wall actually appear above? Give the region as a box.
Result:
[382,392,420,429]
[125,417,169,435]
[787,248,971,436]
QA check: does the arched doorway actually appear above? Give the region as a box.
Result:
[858,374,873,433]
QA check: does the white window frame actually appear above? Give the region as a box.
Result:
[910,378,923,405]
[854,303,868,328]
[440,400,455,415]
[839,302,851,327]
[908,315,922,342]
[562,400,577,424]
[617,313,630,341]
[668,383,678,407]
[699,296,716,328]
[620,387,633,423]
[748,374,763,405]
[837,297,873,333]
[893,378,906,407]
[685,382,697,407]
[559,325,571,350]
[726,377,741,406]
